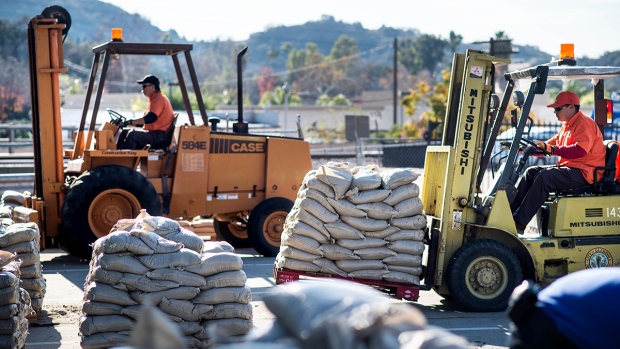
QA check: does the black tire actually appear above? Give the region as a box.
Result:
[213,217,252,248]
[446,239,523,312]
[247,197,293,257]
[59,165,162,259]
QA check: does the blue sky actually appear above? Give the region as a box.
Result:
[101,0,620,58]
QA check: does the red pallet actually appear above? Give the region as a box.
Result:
[274,267,420,301]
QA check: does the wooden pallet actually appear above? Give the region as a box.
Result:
[274,267,420,301]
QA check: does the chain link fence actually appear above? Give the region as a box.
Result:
[310,121,620,173]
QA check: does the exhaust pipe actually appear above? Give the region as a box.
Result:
[233,46,249,134]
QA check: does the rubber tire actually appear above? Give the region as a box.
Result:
[59,165,162,259]
[247,197,293,257]
[213,218,252,248]
[446,239,523,312]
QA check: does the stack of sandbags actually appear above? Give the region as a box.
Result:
[0,222,45,315]
[80,211,252,349]
[276,162,425,285]
[0,251,33,349]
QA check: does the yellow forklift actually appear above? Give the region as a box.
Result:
[419,47,620,311]
[24,6,311,258]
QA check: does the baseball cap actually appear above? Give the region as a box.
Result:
[547,91,580,108]
[137,75,160,87]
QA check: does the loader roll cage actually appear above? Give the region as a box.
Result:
[73,41,208,160]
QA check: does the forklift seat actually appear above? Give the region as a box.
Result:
[559,140,618,195]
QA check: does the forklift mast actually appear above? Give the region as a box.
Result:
[421,50,509,287]
[26,12,69,240]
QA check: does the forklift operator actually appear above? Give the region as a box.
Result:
[118,75,175,150]
[510,91,606,232]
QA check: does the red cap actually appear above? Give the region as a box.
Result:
[547,91,580,108]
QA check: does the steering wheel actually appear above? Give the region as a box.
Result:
[520,138,550,156]
[106,109,127,126]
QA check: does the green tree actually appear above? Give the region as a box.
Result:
[448,31,463,54]
[399,34,448,76]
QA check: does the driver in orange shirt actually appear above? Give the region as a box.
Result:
[510,91,606,232]
[118,75,174,150]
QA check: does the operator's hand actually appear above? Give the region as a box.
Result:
[534,140,553,154]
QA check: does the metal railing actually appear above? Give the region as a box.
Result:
[0,125,78,153]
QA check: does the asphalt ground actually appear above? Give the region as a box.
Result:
[24,247,512,349]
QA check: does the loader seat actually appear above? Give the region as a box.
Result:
[559,141,618,195]
[150,114,178,151]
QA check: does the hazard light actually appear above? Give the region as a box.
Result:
[594,99,613,125]
[558,43,576,66]
[111,28,123,42]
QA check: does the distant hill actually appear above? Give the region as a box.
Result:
[1,0,552,72]
[0,0,183,43]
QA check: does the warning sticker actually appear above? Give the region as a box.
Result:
[470,66,483,78]
[182,153,204,172]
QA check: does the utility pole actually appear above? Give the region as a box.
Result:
[393,37,398,125]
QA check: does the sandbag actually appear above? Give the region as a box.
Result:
[357,202,398,220]
[203,302,253,320]
[163,228,204,253]
[324,221,365,240]
[185,252,244,277]
[336,237,388,250]
[394,197,424,217]
[312,258,348,277]
[299,198,339,223]
[285,220,330,244]
[193,285,252,305]
[276,256,322,273]
[93,231,155,256]
[386,265,423,276]
[335,259,386,273]
[341,216,389,232]
[389,215,427,230]
[317,244,359,261]
[84,282,138,306]
[345,189,391,205]
[384,229,425,241]
[297,188,337,214]
[119,273,180,293]
[350,166,382,191]
[304,177,336,199]
[383,183,420,206]
[205,270,247,289]
[382,271,421,285]
[382,253,423,267]
[129,229,183,254]
[361,226,401,239]
[146,268,208,288]
[281,233,321,255]
[98,253,150,274]
[315,162,352,200]
[130,286,201,305]
[82,301,123,316]
[326,197,367,218]
[348,269,389,280]
[380,168,419,189]
[138,248,203,269]
[159,297,213,322]
[79,314,134,336]
[290,208,331,238]
[87,266,123,285]
[387,240,424,255]
[278,245,321,263]
[353,247,397,260]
